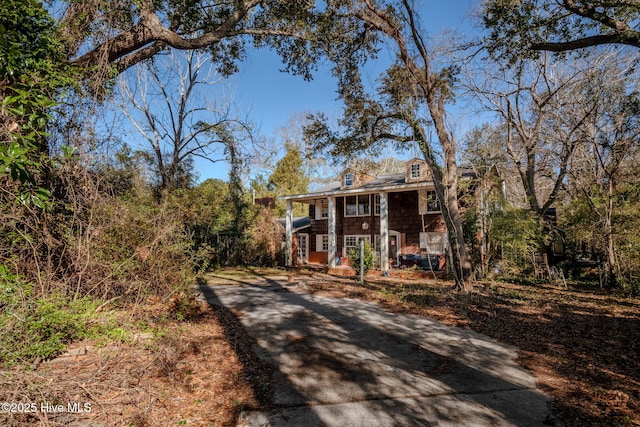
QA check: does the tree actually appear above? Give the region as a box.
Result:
[564,55,640,288]
[57,0,371,83]
[0,0,77,202]
[13,0,377,178]
[308,0,473,290]
[267,145,310,216]
[466,54,598,219]
[116,50,255,190]
[482,0,640,61]
[273,113,343,188]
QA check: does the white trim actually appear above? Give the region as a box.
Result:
[379,192,388,272]
[344,172,354,187]
[344,235,371,257]
[418,189,441,214]
[410,163,421,179]
[315,199,328,220]
[281,181,436,202]
[344,194,371,217]
[388,230,401,266]
[316,234,329,252]
[285,200,293,267]
[297,233,309,263]
[328,196,337,268]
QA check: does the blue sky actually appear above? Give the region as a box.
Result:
[193,1,481,182]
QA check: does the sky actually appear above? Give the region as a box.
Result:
[190,1,481,183]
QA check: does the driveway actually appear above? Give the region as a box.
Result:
[197,272,559,427]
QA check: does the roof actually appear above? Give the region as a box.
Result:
[282,172,433,203]
[278,216,311,232]
[281,161,485,203]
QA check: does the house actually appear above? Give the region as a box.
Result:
[281,158,451,274]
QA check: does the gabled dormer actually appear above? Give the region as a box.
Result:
[405,158,430,183]
[340,169,375,190]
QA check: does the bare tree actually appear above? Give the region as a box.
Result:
[466,54,599,218]
[116,50,254,189]
[566,55,640,287]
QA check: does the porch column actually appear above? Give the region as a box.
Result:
[380,192,389,273]
[285,199,293,267]
[328,196,337,268]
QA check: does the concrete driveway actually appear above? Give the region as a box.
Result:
[198,273,559,427]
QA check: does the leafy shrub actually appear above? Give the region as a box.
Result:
[491,206,545,275]
[348,241,375,278]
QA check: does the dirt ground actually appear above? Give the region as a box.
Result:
[0,297,268,427]
[1,268,638,427]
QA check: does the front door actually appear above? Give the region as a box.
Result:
[389,233,399,265]
[297,233,308,264]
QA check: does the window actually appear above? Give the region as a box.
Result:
[344,173,354,187]
[410,163,421,179]
[316,234,329,252]
[426,191,440,212]
[420,232,447,254]
[345,195,370,217]
[315,199,328,219]
[419,189,440,214]
[374,194,381,216]
[344,235,371,255]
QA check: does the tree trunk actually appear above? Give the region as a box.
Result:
[434,122,472,291]
[605,177,617,288]
[352,0,473,291]
[415,119,472,291]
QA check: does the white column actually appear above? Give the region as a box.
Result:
[380,192,389,273]
[285,199,293,267]
[328,196,337,268]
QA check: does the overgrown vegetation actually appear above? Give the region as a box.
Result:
[0,266,119,366]
[2,0,640,424]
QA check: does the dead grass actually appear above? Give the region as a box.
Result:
[0,299,262,427]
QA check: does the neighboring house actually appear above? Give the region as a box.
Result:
[282,158,453,274]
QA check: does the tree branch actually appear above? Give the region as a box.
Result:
[531,33,640,52]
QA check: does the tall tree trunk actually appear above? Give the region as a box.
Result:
[605,177,617,288]
[430,110,472,291]
[355,0,473,290]
[415,121,472,291]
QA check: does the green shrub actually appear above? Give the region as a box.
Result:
[348,241,375,278]
[0,265,89,365]
[0,265,126,366]
[491,206,545,274]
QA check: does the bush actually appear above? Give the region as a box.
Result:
[491,206,545,275]
[233,206,285,267]
[348,241,375,278]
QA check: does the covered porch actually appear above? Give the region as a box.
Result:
[284,192,395,273]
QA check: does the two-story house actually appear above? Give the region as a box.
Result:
[282,159,449,274]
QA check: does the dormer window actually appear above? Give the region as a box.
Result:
[410,163,421,179]
[344,172,354,187]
